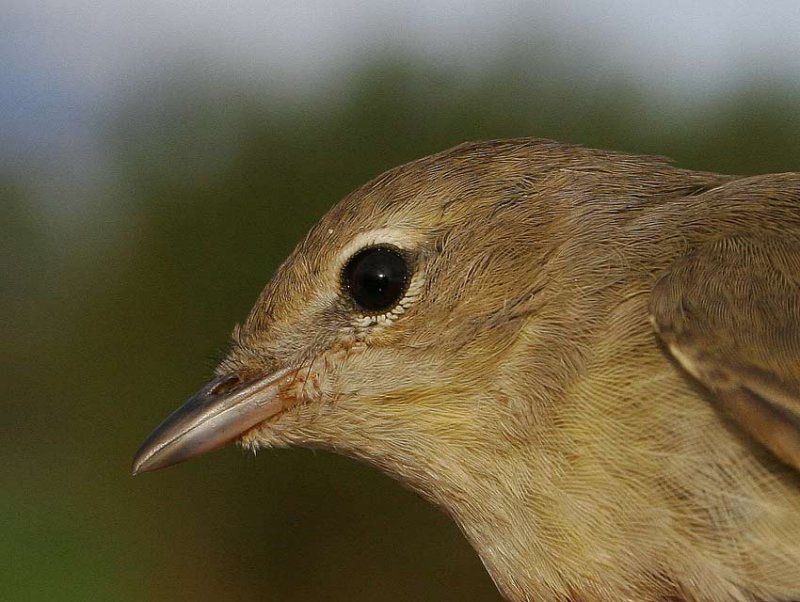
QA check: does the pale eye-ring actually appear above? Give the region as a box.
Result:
[341,245,410,313]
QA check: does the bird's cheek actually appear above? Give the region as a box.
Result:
[236,346,366,450]
[267,339,369,410]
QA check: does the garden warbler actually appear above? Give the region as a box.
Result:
[134,139,800,602]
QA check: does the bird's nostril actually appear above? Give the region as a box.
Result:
[208,373,245,396]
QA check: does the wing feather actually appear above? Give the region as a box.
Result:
[651,237,800,470]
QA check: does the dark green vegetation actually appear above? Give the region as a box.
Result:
[3,56,799,600]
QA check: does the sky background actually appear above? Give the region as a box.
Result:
[4,1,800,170]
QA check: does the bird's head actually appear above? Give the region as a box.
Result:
[135,138,722,533]
[133,141,584,503]
[133,139,709,491]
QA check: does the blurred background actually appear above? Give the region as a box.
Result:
[3,1,800,600]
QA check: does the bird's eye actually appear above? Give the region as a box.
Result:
[342,246,410,313]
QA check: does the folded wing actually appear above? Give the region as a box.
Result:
[651,236,800,470]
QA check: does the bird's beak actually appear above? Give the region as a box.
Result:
[132,367,295,475]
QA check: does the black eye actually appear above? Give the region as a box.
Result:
[342,246,410,313]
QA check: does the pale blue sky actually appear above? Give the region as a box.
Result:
[5,1,799,100]
[3,1,799,208]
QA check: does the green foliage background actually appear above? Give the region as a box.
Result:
[3,53,799,600]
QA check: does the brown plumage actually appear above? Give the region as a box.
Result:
[134,138,800,602]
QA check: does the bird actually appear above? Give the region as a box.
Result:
[133,138,800,602]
